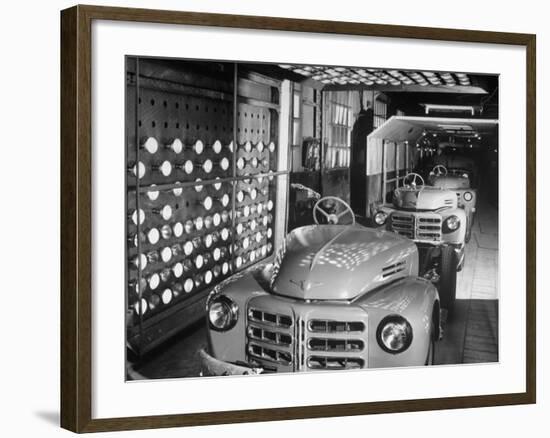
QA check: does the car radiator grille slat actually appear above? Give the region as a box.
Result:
[307,356,364,370]
[308,319,365,333]
[308,338,364,352]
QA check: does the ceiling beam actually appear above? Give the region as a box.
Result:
[322,83,488,94]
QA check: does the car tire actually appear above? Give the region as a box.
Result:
[425,328,435,365]
[439,246,457,317]
[465,211,473,243]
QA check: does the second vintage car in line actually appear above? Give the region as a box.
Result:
[372,173,466,316]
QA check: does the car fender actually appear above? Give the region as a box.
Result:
[456,188,477,213]
[207,270,268,363]
[440,207,467,244]
[458,190,477,241]
[374,204,397,228]
[355,277,439,368]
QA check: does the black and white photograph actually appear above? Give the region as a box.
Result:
[1,0,544,435]
[125,57,499,380]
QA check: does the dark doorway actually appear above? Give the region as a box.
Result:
[350,105,374,215]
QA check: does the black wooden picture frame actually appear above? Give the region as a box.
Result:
[60,4,536,433]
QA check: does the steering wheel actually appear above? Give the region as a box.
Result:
[403,172,425,189]
[431,165,448,177]
[313,196,355,226]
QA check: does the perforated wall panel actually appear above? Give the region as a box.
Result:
[126,59,281,352]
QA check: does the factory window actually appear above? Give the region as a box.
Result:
[373,95,388,128]
[292,89,302,147]
[323,91,352,169]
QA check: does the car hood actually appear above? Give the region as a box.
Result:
[435,155,475,171]
[393,186,457,210]
[272,225,417,301]
[431,175,470,190]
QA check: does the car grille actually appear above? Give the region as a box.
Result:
[247,308,294,368]
[305,318,366,370]
[246,303,368,371]
[390,212,442,241]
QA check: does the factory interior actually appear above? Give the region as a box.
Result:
[126,58,499,379]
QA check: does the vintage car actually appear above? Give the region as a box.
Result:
[429,165,477,242]
[433,149,479,188]
[200,195,441,376]
[372,173,466,316]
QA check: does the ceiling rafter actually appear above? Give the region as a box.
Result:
[279,65,472,89]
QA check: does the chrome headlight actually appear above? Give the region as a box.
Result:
[376,315,413,354]
[443,215,460,232]
[208,295,238,331]
[462,173,469,178]
[463,191,473,202]
[374,211,387,226]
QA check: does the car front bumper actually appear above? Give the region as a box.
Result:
[199,349,264,376]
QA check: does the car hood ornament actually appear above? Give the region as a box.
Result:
[289,278,324,291]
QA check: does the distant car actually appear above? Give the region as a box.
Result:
[372,173,467,316]
[429,165,477,242]
[201,195,441,376]
[433,150,478,187]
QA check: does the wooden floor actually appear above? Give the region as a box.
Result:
[133,199,499,379]
[435,199,499,365]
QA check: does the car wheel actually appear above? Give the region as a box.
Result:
[439,246,457,318]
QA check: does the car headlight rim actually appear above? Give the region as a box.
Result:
[443,215,461,232]
[463,191,473,202]
[376,314,413,354]
[374,211,387,226]
[208,295,239,331]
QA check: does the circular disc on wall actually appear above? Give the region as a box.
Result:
[147,228,160,244]
[162,289,173,304]
[194,140,204,154]
[170,138,183,154]
[173,222,183,237]
[143,137,159,154]
[213,140,222,154]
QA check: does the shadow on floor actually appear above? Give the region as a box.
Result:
[133,321,207,380]
[435,299,498,365]
[34,411,59,427]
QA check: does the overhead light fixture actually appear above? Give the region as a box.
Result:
[423,105,476,115]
